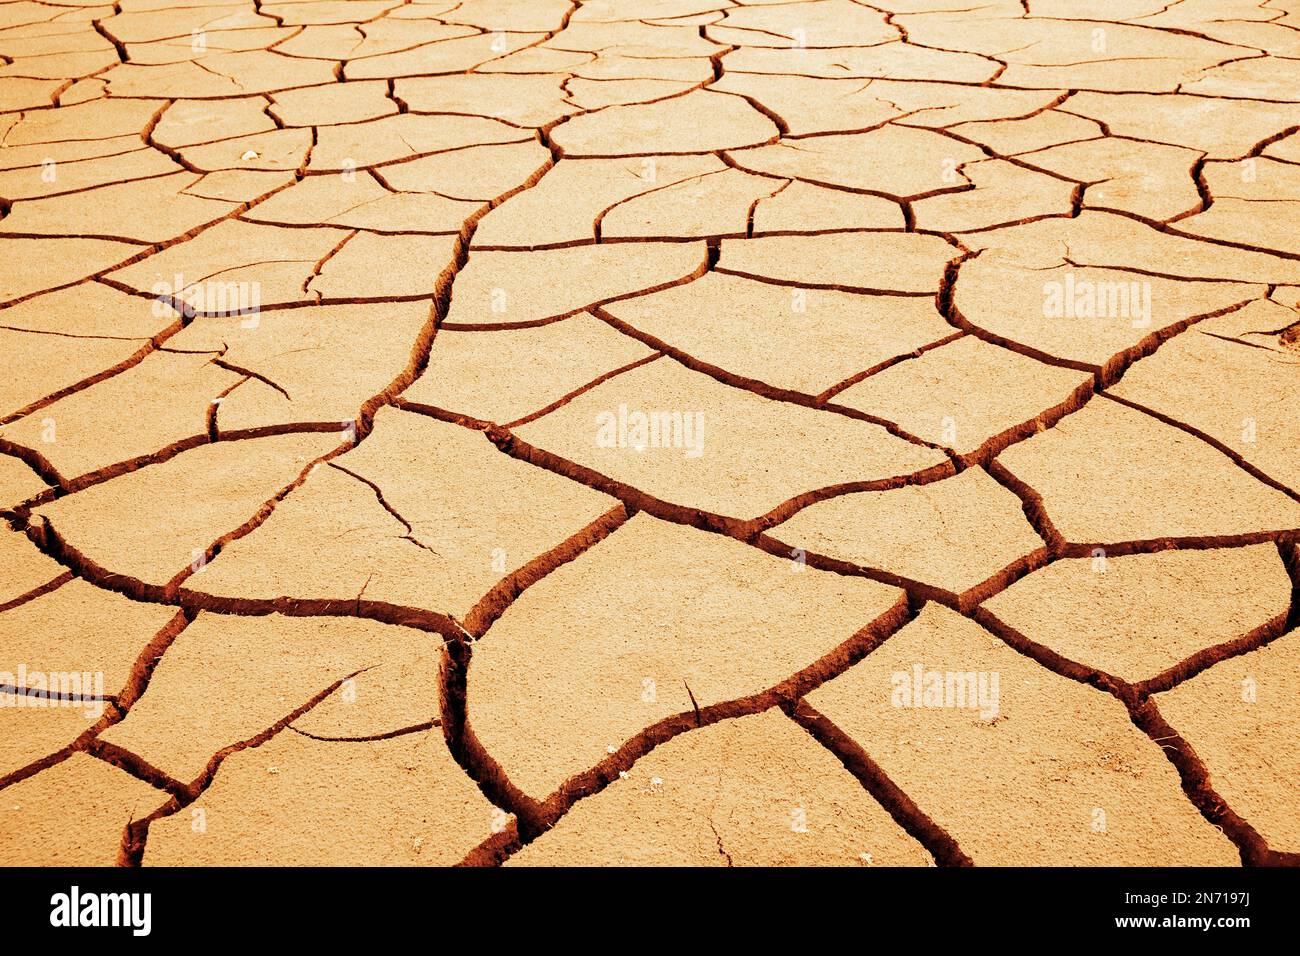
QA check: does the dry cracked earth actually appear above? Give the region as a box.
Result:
[0,0,1297,870]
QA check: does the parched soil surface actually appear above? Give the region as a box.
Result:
[0,0,1298,867]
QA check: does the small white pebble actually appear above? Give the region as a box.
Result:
[241,149,258,160]
[605,745,616,754]
[650,777,663,786]
[617,770,629,780]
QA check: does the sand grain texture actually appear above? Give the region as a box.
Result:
[1,0,1297,869]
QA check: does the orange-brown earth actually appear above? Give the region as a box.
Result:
[0,0,1298,868]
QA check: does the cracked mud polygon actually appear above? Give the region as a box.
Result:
[0,0,1298,871]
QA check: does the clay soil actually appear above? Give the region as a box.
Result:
[0,0,1298,868]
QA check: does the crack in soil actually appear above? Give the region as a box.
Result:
[2,0,1299,869]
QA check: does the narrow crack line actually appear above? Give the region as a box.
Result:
[1095,296,1265,389]
[117,666,371,866]
[983,459,1067,555]
[0,436,66,489]
[932,377,1097,471]
[781,698,973,867]
[500,351,664,429]
[1094,204,1300,262]
[286,719,440,743]
[0,160,345,424]
[959,546,1054,613]
[0,743,78,796]
[0,608,191,796]
[593,166,731,242]
[484,419,955,543]
[458,592,916,866]
[1197,328,1297,355]
[0,333,176,429]
[1058,255,1270,285]
[0,167,180,203]
[944,253,1269,394]
[209,357,292,401]
[393,396,492,430]
[745,176,791,237]
[13,433,210,511]
[0,570,73,613]
[972,604,1138,694]
[967,604,1293,864]
[707,815,734,867]
[1098,392,1300,504]
[1135,609,1290,696]
[754,530,965,610]
[13,426,356,616]
[207,375,248,442]
[815,330,967,405]
[160,442,355,600]
[0,325,149,343]
[1059,531,1296,559]
[0,685,115,704]
[724,147,974,205]
[438,634,547,841]
[327,461,415,534]
[684,680,702,728]
[85,739,189,798]
[108,609,193,721]
[472,226,954,254]
[750,458,961,533]
[1125,696,1283,866]
[9,486,469,643]
[178,586,467,639]
[590,303,947,453]
[301,227,357,300]
[462,504,630,639]
[441,247,712,331]
[1277,538,1300,635]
